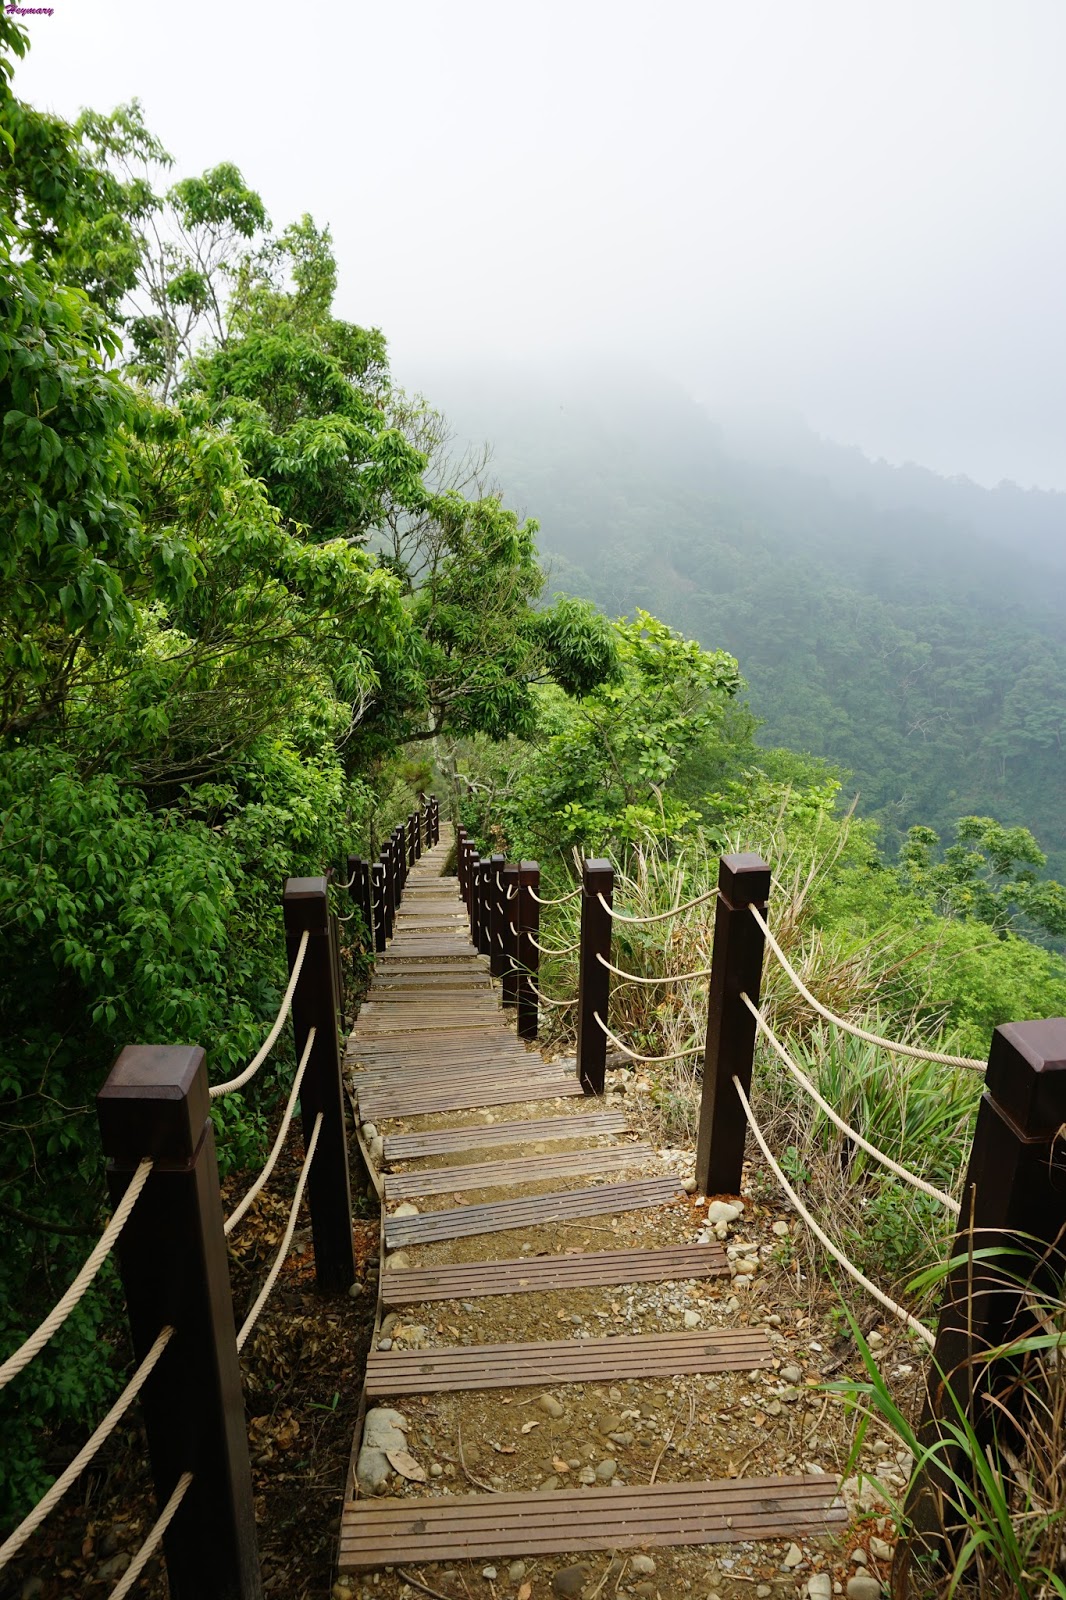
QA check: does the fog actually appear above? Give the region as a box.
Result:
[13,0,1066,489]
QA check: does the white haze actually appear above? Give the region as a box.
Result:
[13,0,1066,489]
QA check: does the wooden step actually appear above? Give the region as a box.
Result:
[381,1242,728,1304]
[382,1111,629,1160]
[356,1075,584,1120]
[365,1324,773,1395]
[383,1143,653,1200]
[339,1474,845,1568]
[383,1176,685,1245]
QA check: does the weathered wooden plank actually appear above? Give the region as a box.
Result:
[381,1242,727,1304]
[357,1078,584,1119]
[383,1176,685,1245]
[382,1112,629,1160]
[383,1143,652,1199]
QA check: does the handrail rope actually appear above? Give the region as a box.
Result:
[525,977,577,1009]
[596,951,714,985]
[506,885,517,900]
[592,1011,703,1064]
[0,1325,175,1567]
[597,887,720,925]
[529,934,581,957]
[731,1073,935,1347]
[528,885,582,907]
[236,1112,322,1353]
[224,1028,316,1237]
[749,906,985,1071]
[209,928,310,1099]
[336,910,357,923]
[740,993,960,1215]
[108,1471,193,1600]
[338,872,357,890]
[0,1157,153,1392]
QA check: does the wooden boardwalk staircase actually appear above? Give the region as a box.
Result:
[339,826,844,1588]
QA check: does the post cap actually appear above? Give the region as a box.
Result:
[283,876,329,933]
[987,1019,1066,1140]
[98,1045,208,1164]
[718,853,771,907]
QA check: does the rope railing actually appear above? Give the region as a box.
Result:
[731,1073,935,1346]
[593,1010,704,1064]
[209,928,310,1099]
[225,1028,316,1237]
[596,951,714,986]
[236,1112,322,1353]
[529,934,581,958]
[0,1324,176,1568]
[108,1471,193,1600]
[597,887,719,925]
[740,993,961,1214]
[528,884,582,907]
[749,905,985,1072]
[0,1156,154,1392]
[526,976,577,1009]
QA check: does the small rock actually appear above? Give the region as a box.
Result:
[758,1587,772,1598]
[386,1251,412,1271]
[867,1330,885,1350]
[630,1554,657,1575]
[392,1201,420,1218]
[807,1575,833,1600]
[577,1465,596,1484]
[595,1458,617,1481]
[683,1309,700,1329]
[552,1563,590,1596]
[772,1219,790,1236]
[869,1537,893,1562]
[846,1577,883,1600]
[851,1547,868,1564]
[381,1312,401,1335]
[537,1392,565,1418]
[783,1542,804,1568]
[361,1121,378,1141]
[332,1585,355,1600]
[368,1135,384,1164]
[781,1364,804,1384]
[509,1561,527,1582]
[707,1200,742,1224]
[348,1280,364,1298]
[682,1175,697,1194]
[430,1462,443,1477]
[483,1568,498,1580]
[540,1474,561,1491]
[96,1556,131,1583]
[377,1337,392,1351]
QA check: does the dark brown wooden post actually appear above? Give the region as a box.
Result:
[97,1046,262,1600]
[456,826,468,901]
[501,863,520,1007]
[348,854,374,952]
[516,861,540,1040]
[413,804,422,860]
[283,878,358,1292]
[430,794,440,844]
[488,853,507,978]
[900,1017,1066,1570]
[694,853,770,1198]
[372,861,387,953]
[407,812,416,868]
[476,859,492,958]
[576,859,614,1095]
[468,851,481,945]
[383,840,398,939]
[329,908,346,1035]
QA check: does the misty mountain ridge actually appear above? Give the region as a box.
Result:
[407,361,1066,877]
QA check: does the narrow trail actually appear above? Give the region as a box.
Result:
[339,827,845,1598]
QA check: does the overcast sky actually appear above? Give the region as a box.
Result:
[13,1,1066,489]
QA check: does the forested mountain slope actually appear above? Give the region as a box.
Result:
[416,363,1066,876]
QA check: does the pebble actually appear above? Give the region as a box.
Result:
[867,1330,885,1350]
[758,1587,772,1598]
[509,1561,527,1582]
[630,1554,657,1575]
[552,1563,590,1596]
[683,1309,700,1328]
[348,1280,364,1297]
[806,1576,832,1600]
[707,1200,743,1224]
[361,1122,378,1141]
[386,1251,412,1271]
[869,1537,893,1562]
[681,1176,697,1194]
[846,1577,883,1600]
[482,1568,498,1580]
[577,1466,597,1484]
[595,1458,617,1481]
[783,1542,804,1567]
[368,1135,384,1164]
[96,1556,131,1583]
[781,1364,804,1384]
[772,1219,790,1236]
[391,1201,419,1218]
[537,1392,565,1418]
[850,1548,868,1564]
[430,1462,443,1478]
[377,1337,392,1351]
[332,1585,355,1600]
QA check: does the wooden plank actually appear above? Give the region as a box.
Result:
[381,1243,727,1304]
[383,1111,629,1160]
[383,1143,652,1199]
[383,1176,685,1245]
[339,1474,845,1567]
[357,1079,584,1119]
[365,1325,773,1396]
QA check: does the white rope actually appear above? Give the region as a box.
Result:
[0,1158,153,1391]
[732,1074,935,1346]
[107,1470,193,1600]
[740,993,960,1215]
[338,871,357,890]
[596,951,714,985]
[336,909,357,923]
[749,906,985,1072]
[236,1113,322,1352]
[225,1029,316,1236]
[529,934,581,957]
[528,885,582,907]
[597,887,720,925]
[210,929,310,1099]
[0,1325,175,1567]
[525,977,577,1009]
[593,1011,704,1064]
